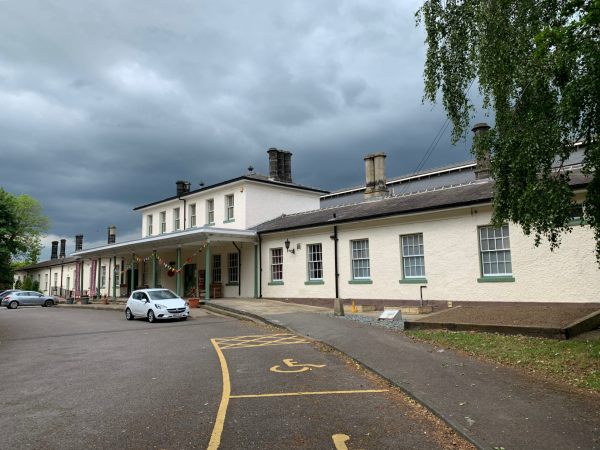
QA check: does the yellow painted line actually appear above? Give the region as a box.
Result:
[214,333,310,350]
[230,389,388,399]
[207,338,231,450]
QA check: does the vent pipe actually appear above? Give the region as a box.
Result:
[50,241,59,260]
[59,239,66,258]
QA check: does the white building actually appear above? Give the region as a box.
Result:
[15,139,599,306]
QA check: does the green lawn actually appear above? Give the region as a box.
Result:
[406,330,600,392]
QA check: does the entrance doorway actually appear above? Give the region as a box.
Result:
[184,264,197,297]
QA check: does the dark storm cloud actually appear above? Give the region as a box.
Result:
[0,0,477,258]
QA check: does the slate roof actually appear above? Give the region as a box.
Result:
[255,170,590,234]
[16,256,80,271]
[134,173,329,211]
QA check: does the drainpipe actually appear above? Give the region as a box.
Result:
[232,242,241,297]
[331,218,339,299]
[258,234,262,298]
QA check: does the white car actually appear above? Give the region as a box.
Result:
[125,289,190,323]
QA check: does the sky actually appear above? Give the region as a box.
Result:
[0,0,481,259]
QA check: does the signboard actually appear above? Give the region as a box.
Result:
[378,309,401,321]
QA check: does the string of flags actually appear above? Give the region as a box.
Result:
[120,242,210,275]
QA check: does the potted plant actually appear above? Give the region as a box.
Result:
[100,295,109,305]
[186,287,200,308]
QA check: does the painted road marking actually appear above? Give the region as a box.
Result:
[213,333,309,350]
[208,334,388,450]
[230,389,388,399]
[270,358,326,373]
[332,434,364,450]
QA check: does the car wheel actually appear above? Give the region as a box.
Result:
[147,310,156,323]
[44,300,54,307]
[8,301,18,309]
[125,308,134,321]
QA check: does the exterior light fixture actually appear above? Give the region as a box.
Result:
[285,238,295,254]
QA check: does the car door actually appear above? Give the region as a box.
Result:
[138,292,150,315]
[21,292,35,306]
[131,292,147,315]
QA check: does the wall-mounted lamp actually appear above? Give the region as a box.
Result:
[284,238,295,254]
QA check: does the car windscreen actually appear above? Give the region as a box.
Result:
[148,290,179,300]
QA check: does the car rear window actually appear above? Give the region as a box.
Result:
[148,290,179,300]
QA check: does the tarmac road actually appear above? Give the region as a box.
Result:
[0,307,471,449]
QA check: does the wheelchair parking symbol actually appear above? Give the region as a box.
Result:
[269,358,326,373]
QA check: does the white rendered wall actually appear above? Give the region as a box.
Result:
[244,182,321,229]
[260,205,600,303]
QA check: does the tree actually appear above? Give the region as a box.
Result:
[417,0,600,261]
[0,188,49,288]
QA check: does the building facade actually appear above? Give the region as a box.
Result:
[15,141,599,305]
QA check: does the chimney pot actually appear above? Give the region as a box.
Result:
[364,152,387,199]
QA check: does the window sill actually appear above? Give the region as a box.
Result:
[223,219,235,224]
[304,280,324,285]
[477,276,515,283]
[348,279,373,284]
[399,278,427,284]
[225,282,239,286]
[204,222,215,227]
[268,281,284,286]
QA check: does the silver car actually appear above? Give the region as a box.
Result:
[2,291,55,309]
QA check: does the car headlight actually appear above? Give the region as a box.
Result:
[154,303,167,309]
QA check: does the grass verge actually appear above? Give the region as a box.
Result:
[406,330,600,393]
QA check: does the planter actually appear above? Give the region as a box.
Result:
[100,298,109,305]
[81,296,90,305]
[66,298,74,305]
[188,298,200,309]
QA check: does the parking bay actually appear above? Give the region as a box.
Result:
[210,332,466,449]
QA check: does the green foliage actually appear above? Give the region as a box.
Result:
[408,330,600,392]
[417,0,600,262]
[21,276,34,291]
[14,278,22,290]
[0,188,49,286]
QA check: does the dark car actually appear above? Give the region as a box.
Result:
[2,291,55,309]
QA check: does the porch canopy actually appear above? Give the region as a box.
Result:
[72,227,257,299]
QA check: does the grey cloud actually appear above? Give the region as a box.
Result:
[0,0,479,259]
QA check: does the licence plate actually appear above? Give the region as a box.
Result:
[172,313,182,317]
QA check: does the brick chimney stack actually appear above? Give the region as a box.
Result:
[364,152,388,199]
[472,123,491,180]
[59,239,66,258]
[75,234,83,251]
[108,225,116,244]
[50,241,58,259]
[267,148,293,183]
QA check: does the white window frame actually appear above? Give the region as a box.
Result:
[270,248,283,281]
[206,199,214,225]
[147,214,153,236]
[307,243,323,281]
[401,233,426,279]
[225,194,234,221]
[100,266,106,288]
[173,207,180,231]
[351,239,370,280]
[159,211,166,234]
[228,252,239,283]
[212,254,221,283]
[189,203,196,228]
[479,224,512,277]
